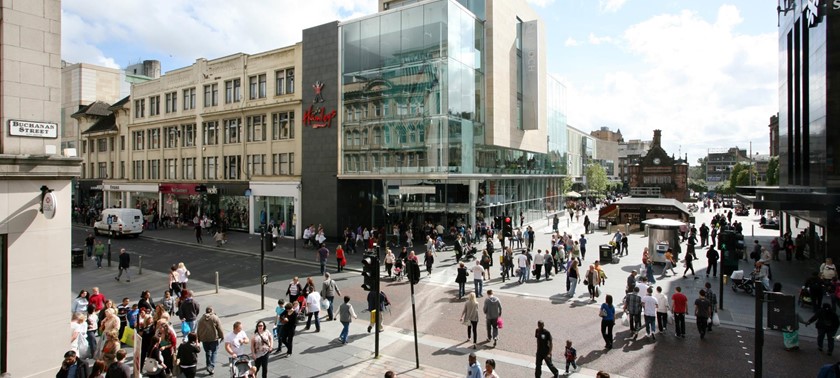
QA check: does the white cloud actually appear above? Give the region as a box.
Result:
[565,37,580,47]
[527,0,556,7]
[588,33,615,45]
[599,0,628,13]
[61,0,378,71]
[566,5,776,163]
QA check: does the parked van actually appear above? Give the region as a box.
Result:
[93,208,144,237]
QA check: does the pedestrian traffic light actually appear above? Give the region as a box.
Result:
[362,253,380,291]
[406,259,421,285]
[503,217,513,238]
[262,232,274,252]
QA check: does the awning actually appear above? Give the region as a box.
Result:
[565,191,581,198]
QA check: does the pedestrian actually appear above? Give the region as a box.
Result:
[93,240,105,268]
[304,288,321,332]
[624,286,642,340]
[661,249,676,277]
[384,249,395,277]
[424,249,435,276]
[644,256,656,284]
[563,340,578,374]
[88,287,106,312]
[321,272,341,321]
[472,260,486,297]
[100,329,120,366]
[85,233,95,259]
[533,250,544,281]
[176,290,200,341]
[682,251,696,279]
[484,359,499,378]
[672,286,688,338]
[194,223,203,243]
[213,230,224,247]
[460,292,480,349]
[224,321,256,375]
[169,265,182,298]
[115,248,131,282]
[286,277,303,303]
[517,250,529,284]
[105,349,131,378]
[56,350,89,378]
[456,262,468,300]
[534,320,560,377]
[177,262,191,291]
[806,303,840,355]
[161,291,176,317]
[704,282,717,332]
[317,243,330,275]
[176,332,201,378]
[543,251,554,280]
[366,290,388,332]
[586,265,601,302]
[72,290,89,315]
[483,290,502,347]
[620,233,628,256]
[467,352,483,378]
[154,319,177,376]
[335,245,346,273]
[338,296,357,344]
[196,306,225,375]
[273,300,286,354]
[706,246,719,277]
[654,286,670,334]
[641,287,659,340]
[116,297,130,339]
[599,294,616,349]
[567,260,580,296]
[695,290,711,340]
[250,321,273,378]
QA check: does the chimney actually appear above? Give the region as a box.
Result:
[652,129,662,148]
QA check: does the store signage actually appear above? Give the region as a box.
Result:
[304,105,337,129]
[42,192,57,219]
[159,183,198,195]
[834,0,840,10]
[9,119,58,138]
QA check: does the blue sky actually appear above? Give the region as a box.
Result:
[62,0,778,164]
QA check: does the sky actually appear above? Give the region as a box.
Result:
[61,0,779,165]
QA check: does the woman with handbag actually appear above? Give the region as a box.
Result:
[251,321,273,378]
[136,307,155,366]
[586,265,600,302]
[144,335,166,378]
[335,245,346,273]
[100,330,120,367]
[460,293,480,349]
[176,332,201,378]
[599,294,616,349]
[155,319,178,376]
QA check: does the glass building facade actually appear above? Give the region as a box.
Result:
[339,0,567,231]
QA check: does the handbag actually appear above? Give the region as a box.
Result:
[119,327,135,347]
[595,286,601,297]
[712,313,720,326]
[583,279,589,286]
[599,308,607,318]
[496,317,504,329]
[142,357,163,375]
[321,298,329,310]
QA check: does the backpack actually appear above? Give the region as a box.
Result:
[381,291,391,307]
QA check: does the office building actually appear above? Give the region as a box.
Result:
[706,147,747,188]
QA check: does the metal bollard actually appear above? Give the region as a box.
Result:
[626,223,630,233]
[645,225,650,237]
[752,225,754,238]
[138,256,143,275]
[215,271,219,294]
[607,223,612,234]
[107,239,112,267]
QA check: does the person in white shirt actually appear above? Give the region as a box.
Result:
[636,278,649,301]
[517,251,529,284]
[225,321,256,376]
[654,286,670,334]
[533,250,545,281]
[471,261,486,297]
[304,288,322,332]
[302,227,312,248]
[641,287,659,340]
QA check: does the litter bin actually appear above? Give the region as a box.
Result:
[599,244,613,264]
[71,248,84,268]
[598,218,607,229]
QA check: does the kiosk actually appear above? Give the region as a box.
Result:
[642,218,684,264]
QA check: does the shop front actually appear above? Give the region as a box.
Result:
[101,182,159,214]
[158,182,250,231]
[159,183,205,225]
[249,182,301,236]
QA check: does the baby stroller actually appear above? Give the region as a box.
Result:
[393,258,404,281]
[730,270,755,295]
[230,355,255,377]
[296,295,308,321]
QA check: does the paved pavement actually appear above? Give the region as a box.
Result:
[70,201,834,376]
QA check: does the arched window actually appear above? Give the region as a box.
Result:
[383,125,391,145]
[373,127,382,145]
[362,129,369,145]
[396,125,407,144]
[345,131,353,147]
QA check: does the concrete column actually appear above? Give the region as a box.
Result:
[469,180,478,226]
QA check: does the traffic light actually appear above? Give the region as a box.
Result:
[362,253,380,291]
[406,259,421,285]
[503,217,513,238]
[262,232,274,252]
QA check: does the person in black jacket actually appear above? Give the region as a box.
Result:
[176,290,201,341]
[105,349,131,378]
[115,248,131,282]
[176,332,201,378]
[806,303,840,355]
[455,262,468,299]
[55,350,89,378]
[706,246,719,278]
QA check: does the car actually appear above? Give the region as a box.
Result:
[93,208,144,238]
[735,206,749,216]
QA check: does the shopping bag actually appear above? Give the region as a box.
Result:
[595,287,601,298]
[120,327,135,347]
[370,310,377,325]
[181,321,192,334]
[621,313,629,327]
[321,298,329,310]
[712,313,720,326]
[496,317,504,329]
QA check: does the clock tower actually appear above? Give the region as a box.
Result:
[628,130,689,201]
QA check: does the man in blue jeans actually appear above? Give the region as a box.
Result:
[196,306,225,375]
[517,250,529,284]
[317,244,330,275]
[472,260,485,297]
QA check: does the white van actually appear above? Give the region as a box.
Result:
[93,208,144,237]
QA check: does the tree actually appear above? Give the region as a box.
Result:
[693,157,708,180]
[729,163,752,190]
[561,176,573,193]
[585,164,608,194]
[688,178,708,194]
[766,156,779,185]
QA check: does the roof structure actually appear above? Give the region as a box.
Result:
[81,113,116,134]
[70,101,111,118]
[614,197,690,216]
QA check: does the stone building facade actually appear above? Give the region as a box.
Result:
[628,130,689,201]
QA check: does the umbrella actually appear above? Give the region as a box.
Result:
[565,191,581,198]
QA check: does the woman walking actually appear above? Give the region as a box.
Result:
[424,249,435,276]
[338,296,357,344]
[155,319,178,376]
[70,312,89,358]
[176,332,201,378]
[251,321,273,378]
[682,251,696,278]
[177,262,191,291]
[455,262,468,299]
[586,265,600,302]
[280,302,300,355]
[460,293,480,349]
[806,303,840,355]
[567,260,581,297]
[480,250,492,280]
[145,336,166,378]
[644,256,656,284]
[72,290,89,314]
[384,249,395,278]
[169,265,182,298]
[99,330,119,367]
[599,295,616,349]
[335,245,346,273]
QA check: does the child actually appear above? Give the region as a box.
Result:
[274,299,286,354]
[564,340,578,374]
[161,291,176,316]
[126,304,139,329]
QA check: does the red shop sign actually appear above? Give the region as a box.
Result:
[303,105,337,129]
[159,183,198,195]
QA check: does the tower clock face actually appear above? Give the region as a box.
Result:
[653,158,661,165]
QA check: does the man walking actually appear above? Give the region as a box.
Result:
[177,290,200,341]
[483,290,502,347]
[533,250,544,281]
[196,306,225,375]
[699,223,709,247]
[624,287,642,339]
[641,287,659,340]
[85,232,95,259]
[695,290,712,339]
[579,234,587,261]
[705,282,717,332]
[517,250,529,284]
[672,286,688,338]
[706,246,719,278]
[472,260,486,297]
[534,320,560,378]
[93,240,105,268]
[317,243,330,275]
[321,272,342,321]
[115,248,131,282]
[654,286,670,334]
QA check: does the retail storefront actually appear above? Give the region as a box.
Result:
[159,183,204,225]
[249,182,301,236]
[157,182,250,231]
[101,182,159,213]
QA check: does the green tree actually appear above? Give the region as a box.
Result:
[585,164,608,194]
[692,157,708,180]
[729,162,753,189]
[561,176,573,193]
[688,178,708,193]
[766,156,779,185]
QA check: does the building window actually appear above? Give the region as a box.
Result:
[149,95,160,116]
[134,99,145,118]
[182,124,196,147]
[109,137,114,151]
[273,153,293,175]
[271,112,294,140]
[98,162,107,178]
[203,157,218,180]
[247,115,266,142]
[224,118,241,144]
[120,136,125,151]
[286,69,295,94]
[203,121,218,145]
[182,158,195,180]
[275,70,285,95]
[225,78,241,103]
[224,155,241,179]
[165,92,177,113]
[148,128,160,149]
[148,159,160,180]
[97,138,107,152]
[164,159,177,179]
[120,161,125,179]
[204,83,218,107]
[81,140,86,154]
[132,131,144,150]
[249,74,267,99]
[247,154,265,176]
[183,88,196,110]
[133,160,144,180]
[164,126,179,148]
